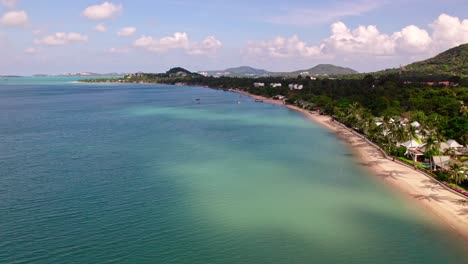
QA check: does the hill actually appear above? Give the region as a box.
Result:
[404,43,468,77]
[286,64,358,76]
[201,64,358,78]
[224,66,270,75]
[200,66,270,77]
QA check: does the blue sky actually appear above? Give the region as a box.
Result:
[0,0,467,75]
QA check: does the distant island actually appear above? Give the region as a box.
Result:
[32,72,126,77]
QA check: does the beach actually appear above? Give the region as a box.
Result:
[233,89,468,241]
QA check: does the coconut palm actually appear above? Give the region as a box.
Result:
[423,135,441,156]
[444,147,458,159]
[460,103,468,117]
[391,122,409,144]
[448,162,466,184]
[407,124,419,141]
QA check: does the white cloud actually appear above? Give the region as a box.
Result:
[117,26,136,36]
[95,23,107,32]
[134,32,222,55]
[0,10,28,27]
[323,22,396,55]
[134,32,190,52]
[246,35,322,58]
[34,32,89,46]
[0,0,16,9]
[82,2,122,20]
[393,25,431,53]
[430,13,468,51]
[187,36,222,55]
[247,13,467,60]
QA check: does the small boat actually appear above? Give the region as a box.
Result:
[195,98,201,101]
[255,99,263,102]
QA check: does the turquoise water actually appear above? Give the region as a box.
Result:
[0,78,467,263]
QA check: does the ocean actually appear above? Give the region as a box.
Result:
[0,77,467,263]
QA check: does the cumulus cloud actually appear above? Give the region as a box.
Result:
[323,22,398,55]
[430,13,468,51]
[187,36,223,55]
[117,26,136,36]
[393,25,431,53]
[0,0,16,9]
[82,2,122,20]
[246,13,467,59]
[134,32,189,52]
[34,32,89,46]
[246,36,322,58]
[134,32,222,55]
[0,10,28,27]
[95,23,107,32]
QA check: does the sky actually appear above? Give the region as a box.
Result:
[0,0,467,75]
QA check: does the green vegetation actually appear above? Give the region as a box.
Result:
[405,44,468,77]
[277,64,358,77]
[200,64,358,78]
[81,45,468,191]
[223,66,270,75]
[397,157,426,169]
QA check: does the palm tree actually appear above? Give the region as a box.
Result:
[424,135,441,156]
[392,122,409,144]
[448,162,466,185]
[444,147,457,159]
[460,103,468,117]
[407,124,419,141]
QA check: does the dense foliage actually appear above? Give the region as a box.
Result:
[83,71,468,145]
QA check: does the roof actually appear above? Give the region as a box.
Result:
[446,139,462,148]
[401,139,420,149]
[410,121,420,127]
[431,156,457,170]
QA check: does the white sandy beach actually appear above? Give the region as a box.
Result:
[234,89,468,240]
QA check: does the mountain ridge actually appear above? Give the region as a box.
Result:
[200,64,359,77]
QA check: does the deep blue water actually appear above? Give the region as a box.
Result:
[0,78,467,263]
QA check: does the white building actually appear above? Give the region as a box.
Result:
[254,82,265,87]
[270,83,282,88]
[288,84,304,90]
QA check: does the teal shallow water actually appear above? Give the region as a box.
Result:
[0,78,467,263]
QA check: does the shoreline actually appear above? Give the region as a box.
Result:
[231,89,468,241]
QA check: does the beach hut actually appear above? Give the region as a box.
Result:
[431,156,454,171]
[410,121,420,128]
[401,139,420,149]
[446,139,462,149]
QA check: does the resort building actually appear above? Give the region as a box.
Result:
[288,84,304,90]
[270,83,282,88]
[254,82,265,87]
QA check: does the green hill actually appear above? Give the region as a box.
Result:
[224,66,270,75]
[404,43,468,77]
[289,64,358,76]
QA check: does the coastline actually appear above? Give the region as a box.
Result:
[231,89,468,241]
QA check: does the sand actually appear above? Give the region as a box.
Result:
[233,89,468,240]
